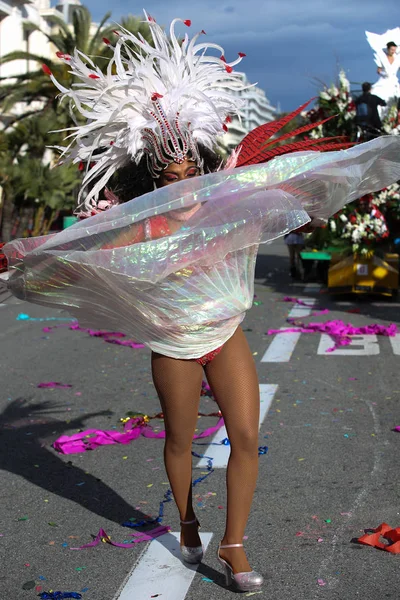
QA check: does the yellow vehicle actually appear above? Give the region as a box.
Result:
[327,253,399,297]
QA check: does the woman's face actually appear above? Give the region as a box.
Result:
[157,158,200,188]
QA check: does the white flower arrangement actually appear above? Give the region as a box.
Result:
[309,125,324,139]
[373,182,400,206]
[338,69,351,93]
[340,210,389,252]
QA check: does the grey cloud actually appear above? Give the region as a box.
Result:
[86,0,399,109]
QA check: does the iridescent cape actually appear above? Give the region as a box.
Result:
[5,136,400,358]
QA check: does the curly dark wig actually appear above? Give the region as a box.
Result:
[108,144,224,203]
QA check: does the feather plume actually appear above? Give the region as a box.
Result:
[48,11,248,210]
[235,99,354,168]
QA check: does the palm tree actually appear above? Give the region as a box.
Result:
[0,7,154,127]
[0,6,114,127]
[0,117,82,241]
[0,6,154,240]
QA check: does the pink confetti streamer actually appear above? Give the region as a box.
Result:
[53,417,224,454]
[283,296,315,307]
[394,426,400,432]
[268,320,397,352]
[71,525,170,550]
[43,322,144,348]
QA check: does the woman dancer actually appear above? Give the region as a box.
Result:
[366,29,400,111]
[5,13,400,593]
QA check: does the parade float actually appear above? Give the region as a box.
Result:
[300,57,400,296]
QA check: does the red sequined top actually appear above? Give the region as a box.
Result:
[103,215,171,248]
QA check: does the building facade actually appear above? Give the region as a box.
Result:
[0,0,82,80]
[223,73,278,150]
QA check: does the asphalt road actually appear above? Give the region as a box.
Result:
[0,239,399,600]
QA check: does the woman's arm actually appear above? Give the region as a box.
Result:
[101,223,144,249]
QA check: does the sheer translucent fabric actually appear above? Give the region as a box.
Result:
[5,136,400,358]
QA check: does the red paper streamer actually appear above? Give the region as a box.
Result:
[357,523,400,554]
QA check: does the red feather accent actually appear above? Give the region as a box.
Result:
[183,19,191,26]
[241,139,353,165]
[42,64,52,76]
[243,119,341,165]
[235,98,354,167]
[89,74,100,80]
[225,65,233,73]
[260,115,337,151]
[238,52,246,57]
[235,99,315,167]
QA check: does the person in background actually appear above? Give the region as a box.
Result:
[284,230,305,279]
[355,82,387,138]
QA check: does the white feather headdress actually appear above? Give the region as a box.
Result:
[47,11,248,210]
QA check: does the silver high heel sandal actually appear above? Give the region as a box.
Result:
[217,543,263,591]
[180,518,203,564]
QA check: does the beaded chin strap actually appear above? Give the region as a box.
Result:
[142,97,204,177]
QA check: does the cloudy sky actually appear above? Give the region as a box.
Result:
[84,0,399,111]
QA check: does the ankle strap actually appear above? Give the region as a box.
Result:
[219,543,243,549]
[180,518,197,525]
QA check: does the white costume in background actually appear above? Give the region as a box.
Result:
[366,29,400,111]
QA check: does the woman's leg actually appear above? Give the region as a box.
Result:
[294,244,304,279]
[204,326,260,573]
[151,352,204,548]
[287,244,296,277]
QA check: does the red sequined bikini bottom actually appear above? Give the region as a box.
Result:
[194,346,223,366]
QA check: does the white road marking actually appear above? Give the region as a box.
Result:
[317,334,380,355]
[317,401,384,588]
[114,532,213,600]
[0,272,9,280]
[196,384,277,468]
[302,283,322,293]
[261,329,302,362]
[389,334,400,354]
[261,298,315,362]
[287,297,316,318]
[371,302,400,307]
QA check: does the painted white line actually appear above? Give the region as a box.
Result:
[371,302,400,307]
[317,334,380,355]
[115,532,213,600]
[261,329,301,362]
[197,384,277,468]
[302,283,322,293]
[288,297,315,318]
[0,272,9,280]
[389,334,400,354]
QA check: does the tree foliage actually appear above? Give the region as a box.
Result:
[0,6,153,240]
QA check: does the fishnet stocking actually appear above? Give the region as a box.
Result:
[151,326,260,569]
[151,352,204,548]
[205,326,260,572]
